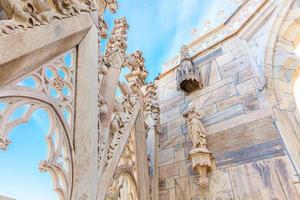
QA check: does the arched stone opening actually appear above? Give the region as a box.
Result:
[0,50,76,200]
[262,0,300,185]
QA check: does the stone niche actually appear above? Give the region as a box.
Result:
[176,45,203,93]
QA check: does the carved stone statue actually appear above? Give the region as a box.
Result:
[183,107,207,150]
[183,107,215,190]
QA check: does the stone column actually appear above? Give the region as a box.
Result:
[73,23,99,199]
[144,84,160,200]
[98,18,129,175]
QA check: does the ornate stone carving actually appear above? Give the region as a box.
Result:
[108,112,125,159]
[105,17,129,59]
[99,96,108,116]
[124,50,148,98]
[106,95,138,165]
[52,76,65,91]
[183,107,214,190]
[6,50,76,127]
[125,50,148,82]
[183,107,207,149]
[176,45,203,93]
[105,0,118,13]
[98,14,108,38]
[0,98,72,199]
[144,84,160,135]
[0,137,11,150]
[0,0,96,36]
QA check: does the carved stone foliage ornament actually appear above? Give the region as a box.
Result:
[176,45,203,93]
[105,17,129,59]
[144,83,160,136]
[105,0,118,13]
[103,95,138,168]
[125,50,148,84]
[183,107,214,190]
[0,0,97,36]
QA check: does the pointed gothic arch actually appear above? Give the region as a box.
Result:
[260,0,300,178]
[0,49,77,199]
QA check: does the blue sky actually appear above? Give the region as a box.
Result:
[104,0,239,82]
[0,109,57,200]
[0,1,239,199]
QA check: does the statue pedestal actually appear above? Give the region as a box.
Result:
[188,148,214,189]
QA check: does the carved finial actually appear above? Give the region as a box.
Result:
[125,50,148,87]
[51,76,65,92]
[126,50,146,74]
[176,45,203,93]
[105,17,129,58]
[106,0,119,13]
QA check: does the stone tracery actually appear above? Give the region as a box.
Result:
[0,97,73,200]
[1,0,300,199]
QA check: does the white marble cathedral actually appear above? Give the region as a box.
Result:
[1,0,300,200]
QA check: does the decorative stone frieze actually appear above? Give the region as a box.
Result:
[0,0,97,36]
[176,45,203,93]
[183,107,214,189]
